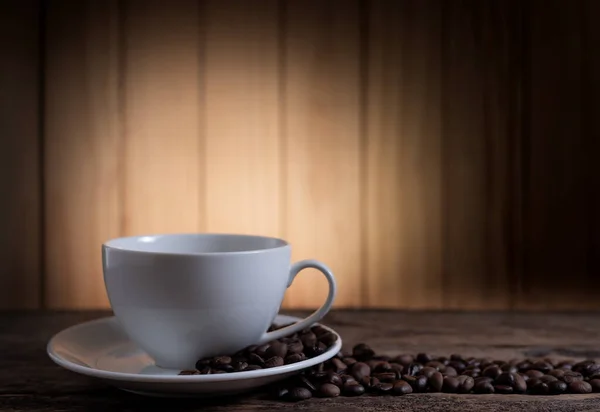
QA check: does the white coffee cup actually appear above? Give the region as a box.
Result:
[102,233,336,370]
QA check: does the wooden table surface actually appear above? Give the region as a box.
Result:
[3,310,600,411]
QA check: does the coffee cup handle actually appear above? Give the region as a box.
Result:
[256,259,337,344]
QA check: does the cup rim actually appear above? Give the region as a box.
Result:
[102,233,290,256]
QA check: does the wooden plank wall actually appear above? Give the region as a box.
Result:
[0,0,597,310]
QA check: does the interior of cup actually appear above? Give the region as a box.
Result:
[103,233,288,254]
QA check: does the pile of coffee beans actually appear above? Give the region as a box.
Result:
[268,344,600,402]
[178,323,338,376]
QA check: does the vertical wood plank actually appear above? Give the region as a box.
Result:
[522,0,593,308]
[441,0,513,309]
[284,0,362,308]
[123,0,201,235]
[45,0,120,309]
[0,0,40,309]
[203,0,281,237]
[365,0,443,308]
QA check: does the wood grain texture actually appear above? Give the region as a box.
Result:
[44,0,121,309]
[441,0,513,310]
[203,0,281,237]
[122,0,202,235]
[5,310,600,411]
[0,0,41,309]
[365,0,443,309]
[522,0,596,309]
[283,0,363,308]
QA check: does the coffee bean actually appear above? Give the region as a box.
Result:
[513,372,527,393]
[265,342,288,359]
[539,375,558,384]
[319,332,338,347]
[462,369,480,378]
[417,353,434,364]
[573,360,595,373]
[569,381,592,394]
[474,381,495,394]
[410,375,429,393]
[178,370,198,375]
[264,356,284,368]
[211,356,231,368]
[589,379,600,393]
[373,355,392,361]
[548,369,565,379]
[548,380,567,395]
[426,361,446,372]
[496,372,515,387]
[211,369,227,374]
[501,364,518,374]
[420,366,438,378]
[392,380,413,396]
[287,340,304,355]
[343,383,366,396]
[245,364,262,371]
[330,357,347,373]
[444,366,458,377]
[483,365,502,379]
[254,345,270,358]
[532,361,553,374]
[394,354,414,366]
[285,354,304,365]
[318,383,340,398]
[373,372,396,383]
[517,361,532,372]
[429,372,443,392]
[343,357,357,366]
[296,375,317,392]
[563,371,584,383]
[494,384,513,394]
[322,371,343,387]
[232,361,248,372]
[351,362,371,380]
[448,360,466,373]
[526,369,544,379]
[556,360,573,370]
[361,376,380,390]
[530,382,549,395]
[248,353,265,366]
[406,363,422,376]
[352,343,375,361]
[527,378,541,389]
[474,376,494,385]
[457,376,475,394]
[285,387,312,402]
[373,362,393,373]
[341,374,357,385]
[390,363,404,378]
[442,376,459,393]
[518,372,529,382]
[373,382,394,395]
[198,366,211,374]
[300,332,317,348]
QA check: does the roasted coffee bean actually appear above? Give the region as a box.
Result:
[474,376,494,385]
[178,370,198,375]
[211,369,227,374]
[285,387,312,402]
[495,372,515,387]
[417,353,434,364]
[318,383,340,398]
[300,332,317,348]
[513,373,527,393]
[285,354,304,365]
[494,384,514,394]
[319,332,338,347]
[361,376,380,390]
[254,345,270,358]
[548,369,565,379]
[410,375,429,393]
[264,356,284,368]
[589,379,600,393]
[530,382,549,395]
[448,361,466,373]
[343,357,357,366]
[420,366,438,378]
[265,342,288,359]
[483,365,502,379]
[501,364,518,374]
[232,361,248,372]
[373,355,392,361]
[462,369,480,378]
[444,366,458,377]
[373,362,393,373]
[563,371,584,383]
[556,360,574,370]
[517,361,532,372]
[569,381,592,394]
[548,380,568,395]
[297,375,316,392]
[573,360,595,373]
[198,366,211,374]
[394,354,414,366]
[474,381,495,394]
[343,383,366,396]
[373,382,394,395]
[390,363,404,378]
[406,363,422,376]
[526,369,544,379]
[307,342,328,357]
[286,340,303,355]
[352,343,375,361]
[374,372,397,383]
[351,362,371,380]
[589,373,600,381]
[245,364,262,371]
[518,372,529,382]
[532,361,553,374]
[429,372,444,392]
[330,358,347,373]
[457,376,475,394]
[392,380,413,396]
[539,375,558,384]
[322,372,343,387]
[426,361,446,372]
[527,378,541,389]
[442,376,459,393]
[248,353,264,366]
[341,374,357,385]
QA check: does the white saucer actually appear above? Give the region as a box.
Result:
[47,314,342,397]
